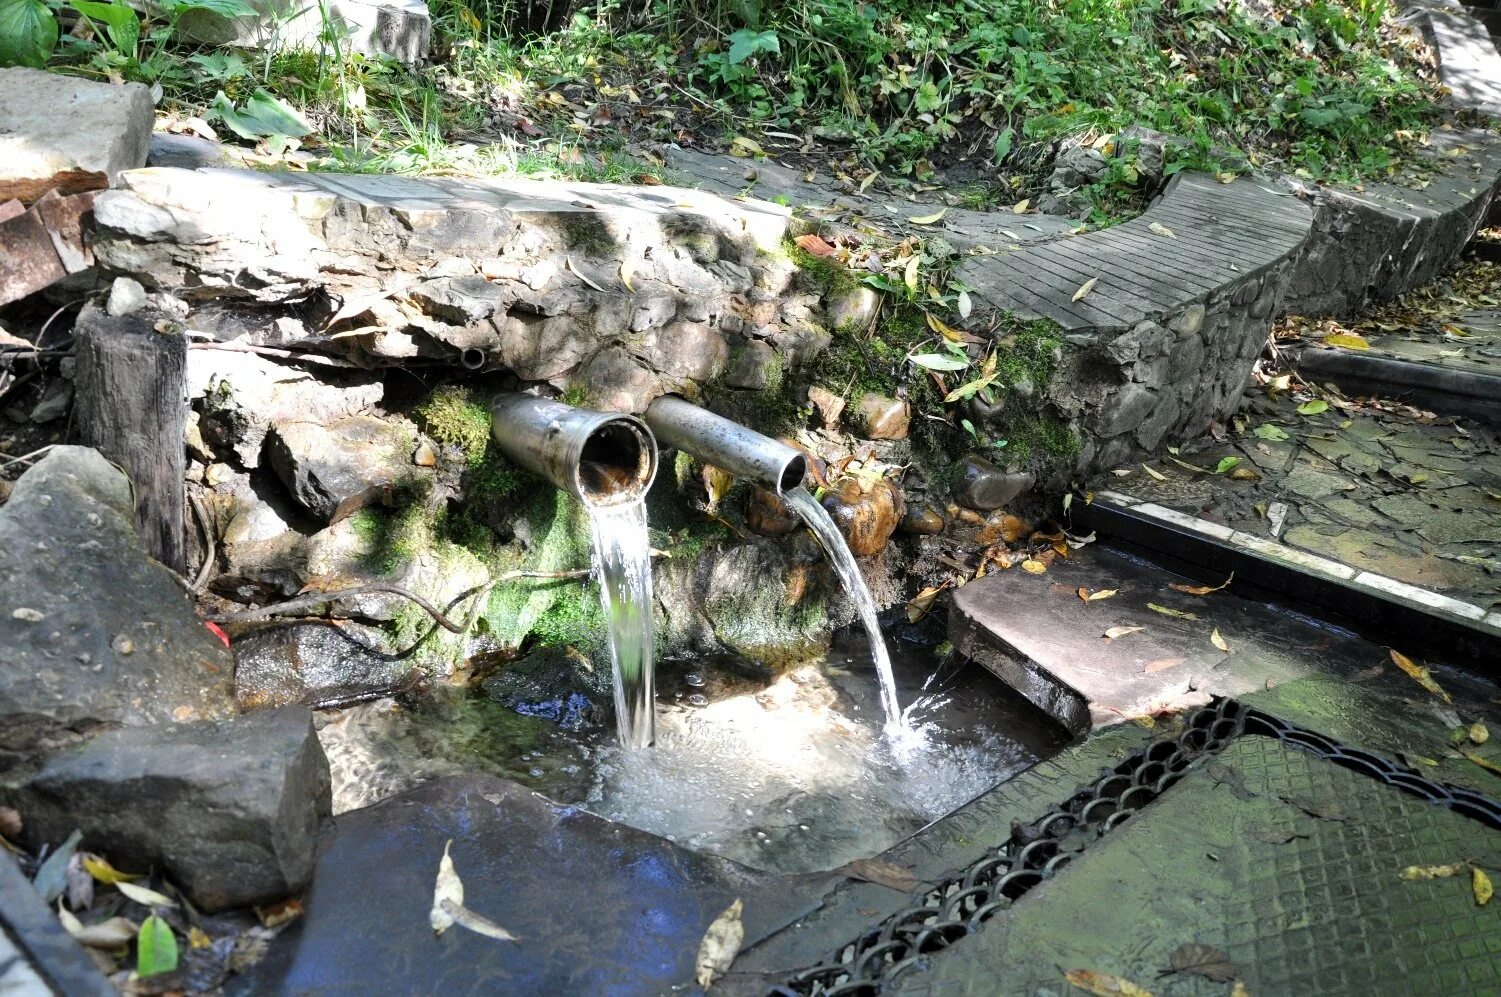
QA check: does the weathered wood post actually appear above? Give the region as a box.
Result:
[73,304,188,574]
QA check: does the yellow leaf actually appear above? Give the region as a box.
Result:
[730,136,764,158]
[1147,221,1176,238]
[1324,333,1370,350]
[1211,628,1230,653]
[117,881,177,909]
[1072,277,1099,302]
[1459,747,1501,777]
[927,313,965,342]
[1471,722,1489,744]
[1399,863,1466,880]
[619,258,635,293]
[904,256,920,293]
[1231,982,1249,997]
[1104,625,1145,639]
[1389,649,1451,703]
[859,170,880,193]
[909,209,947,225]
[83,854,140,885]
[1021,559,1047,574]
[1147,603,1197,620]
[907,585,943,623]
[1142,464,1166,481]
[1475,867,1493,906]
[1012,198,1030,214]
[188,926,213,949]
[1063,968,1154,997]
[1077,587,1118,602]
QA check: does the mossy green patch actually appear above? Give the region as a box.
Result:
[414,385,491,465]
[480,489,603,655]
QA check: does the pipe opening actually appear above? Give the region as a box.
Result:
[577,420,653,504]
[778,454,808,493]
[460,348,486,370]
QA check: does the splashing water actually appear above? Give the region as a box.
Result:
[784,485,903,732]
[587,498,655,749]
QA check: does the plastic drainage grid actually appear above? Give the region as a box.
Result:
[771,698,1501,996]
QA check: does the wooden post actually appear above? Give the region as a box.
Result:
[73,304,188,574]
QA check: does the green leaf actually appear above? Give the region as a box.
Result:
[993,127,1015,163]
[68,0,138,58]
[1253,423,1290,441]
[136,915,178,978]
[210,89,312,141]
[726,27,778,65]
[908,352,970,372]
[1297,399,1329,415]
[164,0,257,16]
[0,0,58,68]
[1215,456,1240,474]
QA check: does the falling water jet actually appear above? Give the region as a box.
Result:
[489,394,659,748]
[644,396,905,731]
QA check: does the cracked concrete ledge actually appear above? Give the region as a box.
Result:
[1291,342,1501,424]
[1075,491,1501,658]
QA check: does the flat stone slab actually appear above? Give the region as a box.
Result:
[233,774,828,995]
[894,735,1501,995]
[0,69,152,201]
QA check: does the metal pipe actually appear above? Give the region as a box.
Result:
[460,348,487,371]
[644,395,807,495]
[490,393,658,507]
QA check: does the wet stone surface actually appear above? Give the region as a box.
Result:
[1101,390,1501,610]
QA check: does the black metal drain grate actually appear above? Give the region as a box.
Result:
[771,698,1501,996]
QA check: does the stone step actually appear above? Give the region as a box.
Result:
[1292,331,1501,426]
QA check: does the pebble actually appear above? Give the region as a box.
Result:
[11,607,44,622]
[687,693,709,707]
[684,672,706,688]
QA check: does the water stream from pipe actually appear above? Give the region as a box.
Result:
[587,498,656,749]
[784,485,904,732]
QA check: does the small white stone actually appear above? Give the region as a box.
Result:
[11,608,44,622]
[106,277,148,317]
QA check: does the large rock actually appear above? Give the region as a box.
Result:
[952,457,1034,511]
[267,415,426,524]
[819,477,904,557]
[174,0,430,63]
[233,624,416,710]
[0,69,152,202]
[5,707,331,912]
[0,448,235,774]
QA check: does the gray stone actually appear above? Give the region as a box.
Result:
[496,312,595,381]
[630,295,678,333]
[1282,466,1356,500]
[1090,382,1157,438]
[823,286,880,330]
[952,457,1035,511]
[408,276,507,325]
[851,392,909,441]
[147,132,234,170]
[105,276,147,316]
[174,0,430,62]
[1135,390,1183,452]
[234,624,414,710]
[267,416,425,524]
[1168,333,1207,384]
[6,707,331,912]
[577,347,662,413]
[27,381,70,423]
[1168,304,1205,336]
[0,70,152,194]
[482,646,605,730]
[724,339,781,390]
[0,448,235,773]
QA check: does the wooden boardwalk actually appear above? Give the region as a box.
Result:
[953,172,1313,334]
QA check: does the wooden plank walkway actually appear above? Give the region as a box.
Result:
[954,172,1313,335]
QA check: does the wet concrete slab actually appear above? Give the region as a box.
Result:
[232,774,832,996]
[950,543,1501,796]
[894,735,1501,995]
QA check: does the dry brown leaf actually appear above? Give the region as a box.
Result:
[907,585,944,623]
[1021,559,1047,574]
[430,839,462,934]
[1169,573,1234,597]
[1168,943,1237,982]
[1400,863,1466,880]
[1144,657,1187,673]
[443,899,520,942]
[1104,625,1146,640]
[1475,867,1493,906]
[1211,628,1231,653]
[1459,747,1501,777]
[117,881,177,909]
[1142,463,1166,481]
[695,898,744,987]
[1072,277,1099,302]
[1389,649,1451,703]
[794,233,837,258]
[1147,221,1176,239]
[1077,587,1118,603]
[1063,968,1154,996]
[837,857,920,892]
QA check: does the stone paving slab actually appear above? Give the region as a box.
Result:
[1088,389,1501,635]
[894,735,1501,995]
[233,774,830,996]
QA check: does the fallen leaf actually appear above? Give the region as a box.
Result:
[926,312,965,342]
[837,858,919,892]
[1297,399,1329,416]
[730,135,764,157]
[1072,277,1099,302]
[188,926,213,949]
[1278,793,1345,822]
[859,171,879,193]
[904,255,920,293]
[909,208,947,225]
[1143,464,1166,481]
[1399,863,1467,881]
[1169,943,1238,982]
[1078,588,1118,603]
[1324,333,1370,350]
[60,907,137,949]
[957,290,973,319]
[1475,867,1493,906]
[430,839,463,935]
[1170,573,1233,596]
[619,258,635,292]
[1231,981,1249,997]
[1062,968,1154,996]
[1012,198,1030,213]
[1144,657,1187,673]
[907,585,943,623]
[1254,424,1290,441]
[566,256,606,292]
[65,854,92,912]
[1211,628,1231,653]
[137,914,179,978]
[33,830,83,905]
[256,898,303,929]
[1021,559,1047,574]
[1148,221,1176,238]
[1389,649,1450,703]
[117,881,178,909]
[1471,722,1489,745]
[442,899,519,941]
[1459,747,1501,776]
[793,234,836,258]
[1229,466,1261,481]
[1147,603,1198,620]
[1104,625,1146,640]
[696,898,744,987]
[83,854,138,885]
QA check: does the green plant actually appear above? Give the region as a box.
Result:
[0,0,56,66]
